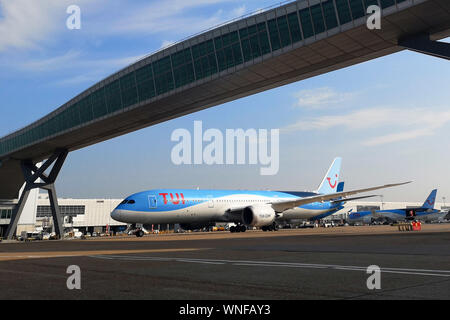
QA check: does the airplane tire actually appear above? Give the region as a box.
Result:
[240,225,246,232]
[136,230,144,237]
[230,226,236,233]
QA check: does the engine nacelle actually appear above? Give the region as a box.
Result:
[242,205,276,227]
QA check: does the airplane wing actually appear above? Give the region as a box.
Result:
[271,181,412,213]
[331,194,380,204]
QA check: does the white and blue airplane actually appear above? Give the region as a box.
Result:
[111,158,410,236]
[348,189,447,224]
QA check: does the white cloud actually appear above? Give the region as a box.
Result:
[232,5,247,17]
[93,0,245,36]
[283,107,450,146]
[18,50,82,72]
[0,0,256,68]
[0,0,263,84]
[0,0,251,82]
[293,87,356,108]
[1,50,147,86]
[363,128,435,146]
[13,51,144,73]
[54,53,146,85]
[160,40,176,50]
[0,0,94,52]
[283,108,396,131]
[54,74,100,86]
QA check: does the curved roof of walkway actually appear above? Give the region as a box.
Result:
[1,0,449,198]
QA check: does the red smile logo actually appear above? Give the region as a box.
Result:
[427,200,434,206]
[327,174,338,189]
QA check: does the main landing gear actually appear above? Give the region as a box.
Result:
[261,223,278,232]
[230,225,246,233]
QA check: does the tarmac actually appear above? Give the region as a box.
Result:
[0,224,449,300]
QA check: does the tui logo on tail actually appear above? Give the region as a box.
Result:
[327,174,338,189]
[317,157,341,194]
[422,189,437,209]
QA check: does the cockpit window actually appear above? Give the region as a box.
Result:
[121,199,136,204]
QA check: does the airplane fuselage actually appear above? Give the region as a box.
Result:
[349,208,444,223]
[349,189,441,224]
[111,189,343,226]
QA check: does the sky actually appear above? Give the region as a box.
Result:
[0,0,449,203]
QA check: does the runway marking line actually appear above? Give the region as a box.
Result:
[0,248,207,262]
[90,255,450,278]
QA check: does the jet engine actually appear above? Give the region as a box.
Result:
[242,205,276,227]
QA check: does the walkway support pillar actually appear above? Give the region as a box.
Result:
[5,149,68,240]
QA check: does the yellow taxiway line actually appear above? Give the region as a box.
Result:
[0,248,207,262]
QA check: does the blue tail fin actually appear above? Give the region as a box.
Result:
[422,189,437,209]
[317,157,342,194]
[337,182,345,192]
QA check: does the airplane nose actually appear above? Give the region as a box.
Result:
[111,209,122,221]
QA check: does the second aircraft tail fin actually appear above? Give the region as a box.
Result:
[422,189,437,209]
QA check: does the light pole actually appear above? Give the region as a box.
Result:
[443,197,446,208]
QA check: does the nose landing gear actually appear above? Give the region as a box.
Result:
[126,224,146,237]
[136,229,145,237]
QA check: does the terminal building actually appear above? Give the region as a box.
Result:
[0,188,126,237]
